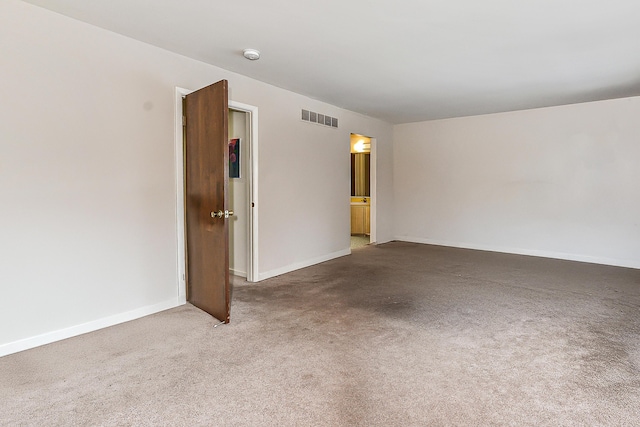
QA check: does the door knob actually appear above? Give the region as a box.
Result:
[210,210,234,219]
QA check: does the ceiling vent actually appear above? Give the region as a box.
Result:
[301,109,338,128]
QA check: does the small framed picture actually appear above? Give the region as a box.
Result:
[229,138,240,178]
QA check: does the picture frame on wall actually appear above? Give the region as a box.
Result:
[229,138,240,178]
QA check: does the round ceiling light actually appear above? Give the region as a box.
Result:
[243,49,260,60]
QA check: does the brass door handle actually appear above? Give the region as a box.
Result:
[210,210,234,219]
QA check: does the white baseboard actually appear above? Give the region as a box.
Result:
[395,236,640,270]
[230,268,247,278]
[0,298,182,358]
[258,248,351,281]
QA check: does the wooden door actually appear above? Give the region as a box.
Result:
[184,80,231,323]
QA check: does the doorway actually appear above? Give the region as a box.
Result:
[175,87,260,305]
[228,109,250,278]
[350,133,373,250]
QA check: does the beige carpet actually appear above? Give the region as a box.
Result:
[1,242,640,426]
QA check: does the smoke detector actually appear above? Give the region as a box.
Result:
[243,49,260,60]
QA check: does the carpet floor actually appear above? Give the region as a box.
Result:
[1,242,640,426]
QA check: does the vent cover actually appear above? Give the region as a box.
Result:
[301,109,338,128]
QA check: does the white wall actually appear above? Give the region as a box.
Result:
[228,110,248,277]
[394,97,640,269]
[0,0,393,355]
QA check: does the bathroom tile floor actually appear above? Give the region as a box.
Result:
[350,235,370,249]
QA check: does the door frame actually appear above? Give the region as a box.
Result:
[349,133,377,246]
[174,87,259,304]
[370,136,377,244]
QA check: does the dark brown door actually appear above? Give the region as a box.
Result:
[184,80,230,323]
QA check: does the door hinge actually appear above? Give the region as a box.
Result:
[182,115,187,126]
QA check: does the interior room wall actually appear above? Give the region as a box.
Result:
[394,96,640,269]
[228,110,248,277]
[0,0,394,355]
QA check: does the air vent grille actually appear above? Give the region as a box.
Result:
[301,109,338,128]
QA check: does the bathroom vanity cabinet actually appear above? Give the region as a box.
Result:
[350,197,370,235]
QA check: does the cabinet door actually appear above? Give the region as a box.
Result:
[364,206,370,235]
[351,205,364,234]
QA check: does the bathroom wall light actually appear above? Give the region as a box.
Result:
[354,140,371,152]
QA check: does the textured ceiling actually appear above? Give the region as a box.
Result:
[22,0,640,124]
